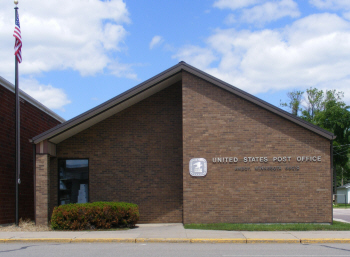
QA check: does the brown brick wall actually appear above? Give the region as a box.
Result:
[35,154,50,225]
[52,82,183,223]
[182,71,332,224]
[49,157,58,219]
[0,85,61,224]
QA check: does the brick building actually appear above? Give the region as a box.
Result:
[32,62,334,225]
[0,76,64,224]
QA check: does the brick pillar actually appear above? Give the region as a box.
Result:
[35,154,50,225]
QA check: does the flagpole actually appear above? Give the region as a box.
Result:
[14,0,20,227]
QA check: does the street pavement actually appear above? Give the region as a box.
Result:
[333,208,350,223]
[2,243,350,257]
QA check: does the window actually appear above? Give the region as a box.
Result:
[58,159,89,205]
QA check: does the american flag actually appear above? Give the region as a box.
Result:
[13,13,22,63]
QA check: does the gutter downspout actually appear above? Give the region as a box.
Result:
[331,139,334,225]
[331,135,336,224]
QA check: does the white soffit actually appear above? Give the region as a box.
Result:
[48,73,182,144]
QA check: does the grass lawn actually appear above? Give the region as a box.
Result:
[333,204,350,208]
[184,221,350,231]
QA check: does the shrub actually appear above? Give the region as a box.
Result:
[51,201,139,230]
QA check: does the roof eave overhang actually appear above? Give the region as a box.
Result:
[0,76,65,123]
[32,61,335,144]
[32,64,183,144]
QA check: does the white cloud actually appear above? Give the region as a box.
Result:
[214,0,300,25]
[224,14,236,24]
[21,78,71,110]
[343,12,350,20]
[149,36,164,49]
[0,0,131,78]
[241,0,300,24]
[108,62,137,80]
[173,13,350,104]
[213,0,261,10]
[309,0,350,10]
[173,46,217,70]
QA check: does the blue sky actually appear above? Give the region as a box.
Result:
[1,0,350,120]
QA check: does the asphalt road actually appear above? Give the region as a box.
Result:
[2,243,350,257]
[333,209,350,223]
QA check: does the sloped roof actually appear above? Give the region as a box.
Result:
[338,183,350,189]
[32,62,335,144]
[0,76,65,123]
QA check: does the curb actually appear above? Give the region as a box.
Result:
[0,238,137,243]
[300,238,350,244]
[190,239,246,243]
[73,238,135,243]
[1,238,350,244]
[247,239,300,244]
[0,238,72,243]
[136,238,191,243]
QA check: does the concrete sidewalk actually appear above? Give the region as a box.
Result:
[1,223,350,244]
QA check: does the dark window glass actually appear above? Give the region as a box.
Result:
[58,159,89,205]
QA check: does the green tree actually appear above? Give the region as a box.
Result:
[336,164,350,187]
[280,90,303,116]
[300,87,324,122]
[281,88,350,189]
[313,94,350,170]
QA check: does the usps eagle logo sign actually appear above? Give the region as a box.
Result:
[189,158,207,177]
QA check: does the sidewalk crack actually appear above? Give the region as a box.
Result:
[184,228,189,239]
[288,232,299,239]
[240,232,247,243]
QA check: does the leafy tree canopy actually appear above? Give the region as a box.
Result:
[280,90,303,116]
[281,88,350,186]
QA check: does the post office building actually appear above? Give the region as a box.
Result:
[32,62,334,225]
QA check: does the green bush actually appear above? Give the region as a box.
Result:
[51,202,139,230]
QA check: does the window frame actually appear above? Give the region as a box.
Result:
[57,158,90,206]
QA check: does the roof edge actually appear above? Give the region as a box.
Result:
[32,61,335,144]
[32,63,183,144]
[0,76,66,123]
